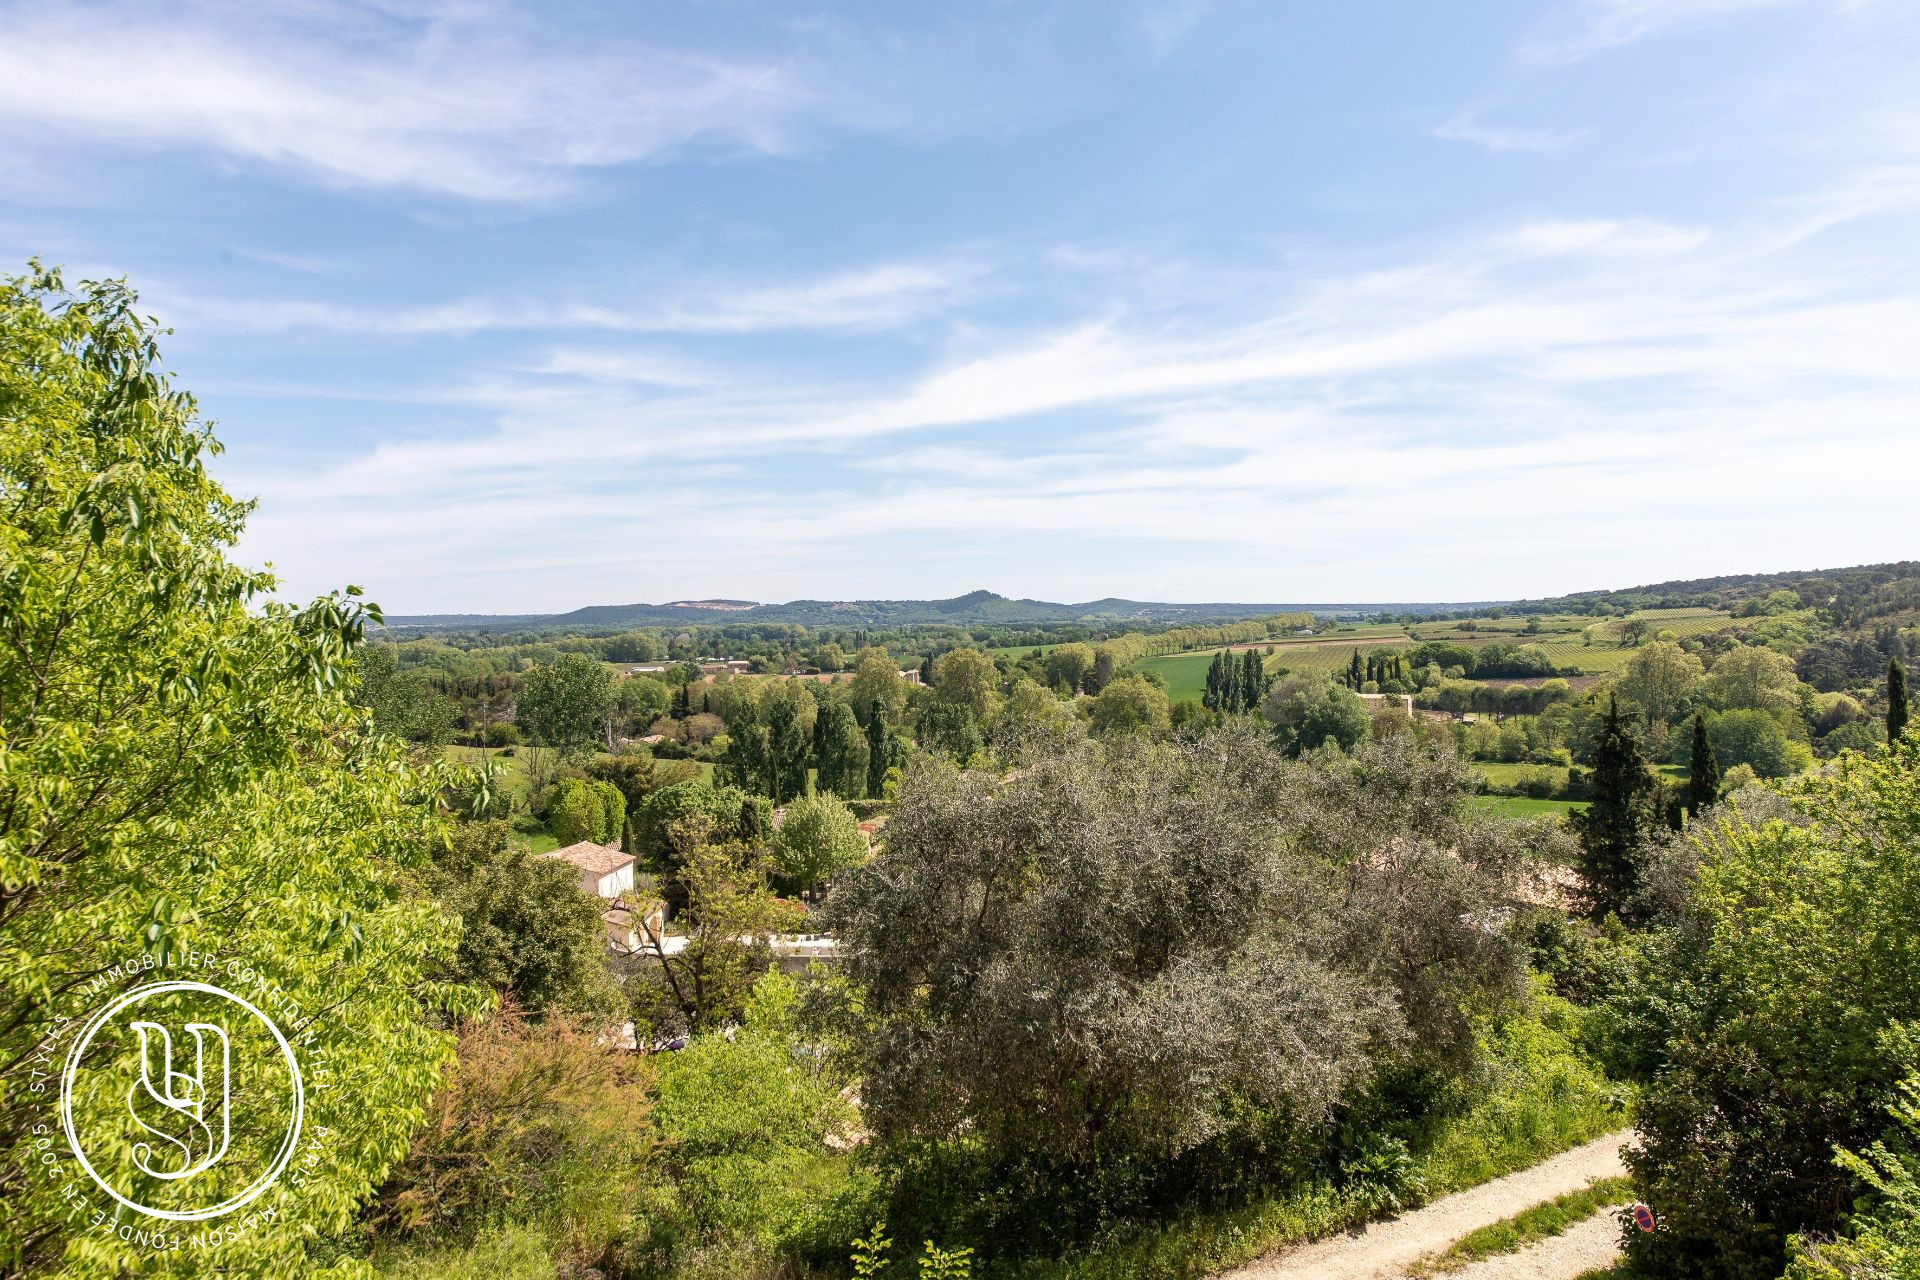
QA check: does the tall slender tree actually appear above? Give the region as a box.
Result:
[866,699,893,797]
[1348,648,1364,690]
[1572,695,1660,919]
[1890,658,1911,742]
[1686,712,1720,815]
[1240,648,1266,712]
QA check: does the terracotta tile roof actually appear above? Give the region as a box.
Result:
[542,841,634,878]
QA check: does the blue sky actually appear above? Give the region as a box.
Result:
[4,0,1917,613]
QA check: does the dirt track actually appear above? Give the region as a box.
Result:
[1215,1129,1635,1280]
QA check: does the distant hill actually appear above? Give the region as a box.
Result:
[381,589,1488,633]
[379,563,1920,635]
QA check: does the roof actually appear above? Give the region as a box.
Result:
[541,841,635,878]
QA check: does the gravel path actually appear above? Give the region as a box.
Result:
[1444,1210,1624,1280]
[1215,1129,1635,1280]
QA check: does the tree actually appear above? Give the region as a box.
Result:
[547,776,626,845]
[1086,672,1172,737]
[1570,696,1660,918]
[611,673,671,738]
[771,793,868,896]
[356,643,458,747]
[1701,644,1802,716]
[518,652,613,787]
[1044,642,1095,695]
[866,698,898,797]
[1085,648,1116,693]
[814,700,870,798]
[1239,647,1268,712]
[817,730,1532,1167]
[1708,707,1809,779]
[1627,739,1920,1279]
[434,822,618,1019]
[1619,641,1704,731]
[1891,658,1911,742]
[635,779,764,911]
[932,647,1000,722]
[1262,672,1370,755]
[1686,713,1720,815]
[642,817,788,1030]
[917,701,983,763]
[0,267,480,1275]
[850,646,910,727]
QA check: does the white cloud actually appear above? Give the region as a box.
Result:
[0,1,825,200]
[153,257,984,336]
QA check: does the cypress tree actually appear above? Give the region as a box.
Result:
[1572,695,1659,919]
[866,699,890,798]
[1891,658,1911,742]
[1686,713,1720,815]
[1240,648,1265,713]
[1348,649,1363,690]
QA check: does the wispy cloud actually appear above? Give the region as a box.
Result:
[1435,113,1588,154]
[154,258,985,336]
[225,176,1920,609]
[1525,0,1834,63]
[0,1,828,200]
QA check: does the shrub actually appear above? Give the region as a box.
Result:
[375,1006,652,1270]
[548,775,625,845]
[1625,742,1920,1279]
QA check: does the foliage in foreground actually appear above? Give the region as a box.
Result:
[1625,739,1920,1279]
[0,267,480,1277]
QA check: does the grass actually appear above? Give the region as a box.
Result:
[1474,762,1570,789]
[1002,1005,1628,1280]
[1406,1176,1633,1276]
[1470,796,1586,818]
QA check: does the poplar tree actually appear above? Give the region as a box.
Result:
[1686,712,1720,815]
[1891,658,1911,742]
[1240,648,1266,712]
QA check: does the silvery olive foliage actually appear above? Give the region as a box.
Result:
[819,723,1548,1163]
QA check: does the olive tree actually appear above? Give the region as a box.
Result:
[817,727,1532,1165]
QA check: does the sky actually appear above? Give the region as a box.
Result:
[4,0,1918,614]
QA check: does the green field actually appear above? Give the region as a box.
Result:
[1469,795,1587,818]
[1133,651,1219,703]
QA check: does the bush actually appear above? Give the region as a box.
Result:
[1624,742,1920,1279]
[375,1006,652,1271]
[548,775,625,845]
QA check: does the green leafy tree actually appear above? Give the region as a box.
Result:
[771,793,868,896]
[917,701,983,763]
[848,648,906,728]
[1044,642,1095,695]
[1619,640,1704,731]
[1701,644,1802,716]
[1086,671,1172,737]
[0,266,481,1277]
[517,652,613,787]
[1686,713,1720,814]
[1262,671,1370,754]
[1239,647,1268,712]
[1627,739,1920,1280]
[932,647,1001,723]
[1571,696,1660,918]
[434,822,618,1019]
[546,776,626,845]
[1708,706,1810,779]
[356,643,459,747]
